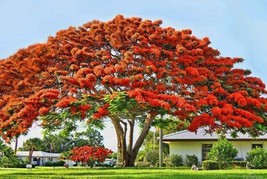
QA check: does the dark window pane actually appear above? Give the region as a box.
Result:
[252,144,263,149]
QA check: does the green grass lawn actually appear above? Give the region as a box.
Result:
[1,167,267,179]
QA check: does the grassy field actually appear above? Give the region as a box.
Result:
[1,167,267,179]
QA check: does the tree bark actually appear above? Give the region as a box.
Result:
[111,117,126,166]
[130,113,156,165]
[14,136,18,154]
[111,113,156,167]
[28,146,33,164]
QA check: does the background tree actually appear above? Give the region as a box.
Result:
[0,15,267,167]
[19,138,43,164]
[137,116,184,163]
[246,147,267,169]
[73,126,104,148]
[41,126,104,153]
[19,138,42,165]
[0,139,19,167]
[207,137,238,169]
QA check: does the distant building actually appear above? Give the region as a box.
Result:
[163,128,267,163]
[16,151,60,166]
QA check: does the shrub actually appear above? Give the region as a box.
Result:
[15,163,27,168]
[207,137,237,169]
[185,155,198,166]
[231,161,247,169]
[246,147,267,169]
[146,150,159,166]
[164,157,172,167]
[45,161,53,166]
[136,150,146,162]
[115,162,123,167]
[45,160,65,166]
[135,162,150,167]
[202,160,219,170]
[55,160,66,166]
[170,154,183,167]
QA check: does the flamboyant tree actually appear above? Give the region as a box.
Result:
[70,145,112,167]
[0,15,267,166]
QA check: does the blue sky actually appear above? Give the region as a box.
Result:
[1,0,267,150]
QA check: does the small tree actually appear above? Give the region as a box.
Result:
[246,147,267,169]
[145,150,159,166]
[185,155,199,166]
[207,137,237,169]
[170,154,183,167]
[70,145,112,167]
[0,139,19,167]
[19,138,43,164]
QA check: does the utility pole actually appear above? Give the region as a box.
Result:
[14,136,18,154]
[159,127,163,167]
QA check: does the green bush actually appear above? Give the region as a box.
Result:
[231,161,247,169]
[115,162,123,167]
[185,155,198,166]
[170,154,183,167]
[202,160,219,170]
[45,161,53,166]
[45,160,65,166]
[55,160,66,166]
[164,157,172,167]
[135,162,150,167]
[146,150,159,166]
[207,137,238,169]
[14,163,27,168]
[246,147,267,169]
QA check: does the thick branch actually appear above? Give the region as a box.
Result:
[127,119,135,153]
[132,113,157,157]
[111,117,127,165]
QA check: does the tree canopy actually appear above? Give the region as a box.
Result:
[41,126,104,153]
[0,15,267,166]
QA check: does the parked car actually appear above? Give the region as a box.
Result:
[96,158,116,167]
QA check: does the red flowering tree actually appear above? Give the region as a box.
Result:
[70,145,112,167]
[0,15,267,166]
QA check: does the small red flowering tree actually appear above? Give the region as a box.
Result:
[70,145,112,167]
[0,15,267,166]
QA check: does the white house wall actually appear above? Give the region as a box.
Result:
[169,140,267,163]
[169,141,206,164]
[231,141,267,159]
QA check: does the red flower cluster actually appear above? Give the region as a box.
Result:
[70,145,112,164]
[92,104,109,119]
[38,107,50,115]
[56,96,77,108]
[228,92,247,107]
[188,113,214,131]
[185,67,199,77]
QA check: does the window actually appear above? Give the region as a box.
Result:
[252,144,263,149]
[202,144,212,161]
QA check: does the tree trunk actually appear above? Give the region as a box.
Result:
[111,113,156,167]
[111,117,127,166]
[130,113,156,165]
[14,136,18,154]
[28,147,33,164]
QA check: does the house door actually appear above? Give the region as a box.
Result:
[33,157,41,166]
[202,144,212,162]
